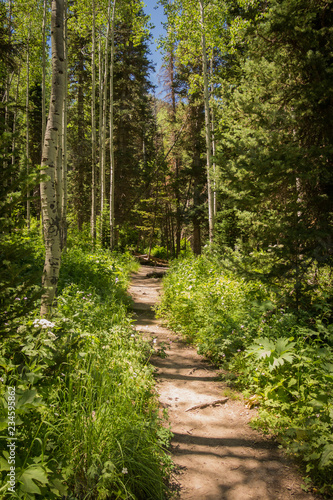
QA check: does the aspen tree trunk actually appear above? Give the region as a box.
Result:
[55,0,67,250]
[199,0,214,244]
[91,0,96,242]
[11,73,20,169]
[170,206,175,255]
[210,56,217,217]
[169,48,181,256]
[100,0,111,243]
[3,88,9,187]
[56,130,63,238]
[3,1,11,179]
[42,0,47,145]
[148,182,159,260]
[109,0,116,249]
[26,34,30,229]
[211,107,217,217]
[56,0,67,251]
[98,33,103,206]
[40,0,65,317]
[295,176,302,314]
[166,3,181,256]
[61,0,68,249]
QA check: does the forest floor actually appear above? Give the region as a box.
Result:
[128,266,320,500]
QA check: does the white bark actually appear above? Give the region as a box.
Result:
[42,0,47,145]
[26,34,30,229]
[61,0,68,249]
[199,0,214,243]
[100,0,111,242]
[11,73,20,169]
[98,33,103,199]
[3,2,11,177]
[109,0,116,249]
[91,0,96,242]
[210,56,217,217]
[40,0,65,317]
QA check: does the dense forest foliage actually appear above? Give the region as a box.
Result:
[0,0,332,497]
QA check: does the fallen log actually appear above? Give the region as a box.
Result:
[185,398,229,412]
[132,253,169,267]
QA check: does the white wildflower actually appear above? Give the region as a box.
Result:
[33,318,55,329]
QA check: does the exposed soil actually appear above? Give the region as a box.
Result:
[128,266,320,500]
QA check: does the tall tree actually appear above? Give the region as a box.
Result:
[25,30,30,228]
[40,0,65,316]
[91,0,97,242]
[42,0,47,145]
[109,0,116,248]
[61,0,68,248]
[100,0,111,242]
[199,0,214,243]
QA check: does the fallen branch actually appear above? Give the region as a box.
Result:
[185,398,229,412]
[132,253,169,267]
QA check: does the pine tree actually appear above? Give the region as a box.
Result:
[216,0,333,308]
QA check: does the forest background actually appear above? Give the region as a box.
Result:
[0,0,333,498]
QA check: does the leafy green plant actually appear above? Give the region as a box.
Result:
[246,337,296,371]
[158,254,333,496]
[154,341,169,358]
[0,230,172,499]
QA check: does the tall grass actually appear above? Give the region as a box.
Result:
[0,235,172,499]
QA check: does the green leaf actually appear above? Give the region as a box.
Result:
[25,372,44,384]
[50,478,68,495]
[19,465,48,494]
[271,357,283,369]
[0,419,8,431]
[319,445,333,470]
[247,337,274,359]
[0,456,10,471]
[281,353,294,363]
[16,389,37,409]
[275,338,295,354]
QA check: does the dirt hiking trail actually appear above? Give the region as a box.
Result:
[128,266,319,500]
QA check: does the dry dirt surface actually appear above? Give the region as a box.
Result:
[128,266,320,500]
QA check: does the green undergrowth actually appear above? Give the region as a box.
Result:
[0,231,172,499]
[157,255,333,497]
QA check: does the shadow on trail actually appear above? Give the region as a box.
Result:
[172,431,280,452]
[152,372,220,383]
